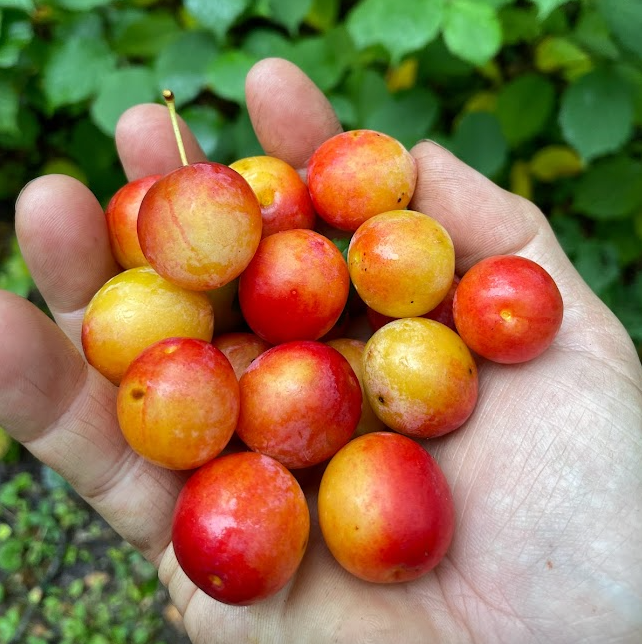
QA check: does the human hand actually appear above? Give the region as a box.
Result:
[2,58,641,644]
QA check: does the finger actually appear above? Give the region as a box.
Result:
[245,58,343,169]
[0,291,182,565]
[409,141,551,271]
[115,103,208,180]
[408,141,625,355]
[15,175,120,349]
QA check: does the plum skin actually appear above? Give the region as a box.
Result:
[81,266,214,385]
[236,340,362,469]
[453,255,564,364]
[363,318,478,439]
[172,452,310,605]
[117,337,239,470]
[137,162,262,291]
[104,174,161,269]
[307,129,417,231]
[318,432,455,583]
[348,210,455,318]
[238,229,350,344]
[229,155,316,238]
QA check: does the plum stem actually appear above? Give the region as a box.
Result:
[162,89,188,167]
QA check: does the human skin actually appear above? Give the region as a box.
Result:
[2,58,641,644]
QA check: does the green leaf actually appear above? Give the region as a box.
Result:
[573,6,620,60]
[155,31,218,107]
[443,0,502,66]
[0,236,33,297]
[451,111,507,177]
[50,0,112,9]
[364,87,439,150]
[0,106,38,152]
[288,28,355,92]
[497,74,555,146]
[184,0,251,40]
[243,28,291,60]
[208,49,258,103]
[0,539,22,572]
[416,37,474,81]
[112,11,181,58]
[531,0,569,20]
[345,67,390,124]
[328,94,358,128]
[0,76,18,134]
[478,0,514,7]
[573,156,642,220]
[596,0,642,59]
[232,108,263,159]
[43,37,116,109]
[550,213,584,256]
[305,0,339,32]
[90,67,157,136]
[347,0,444,64]
[534,36,591,76]
[0,15,33,68]
[617,64,642,126]
[41,158,88,184]
[573,239,620,296]
[0,0,33,10]
[268,0,314,34]
[559,68,634,161]
[595,220,642,266]
[500,7,541,45]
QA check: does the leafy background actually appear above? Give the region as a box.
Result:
[0,0,641,641]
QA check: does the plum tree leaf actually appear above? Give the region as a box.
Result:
[443,0,502,66]
[346,0,444,64]
[268,0,314,34]
[497,74,555,146]
[0,0,33,9]
[364,87,440,150]
[559,68,633,161]
[573,156,642,220]
[90,67,157,136]
[531,0,569,20]
[184,0,251,40]
[50,0,112,9]
[0,15,33,68]
[43,37,116,109]
[596,0,642,59]
[207,49,259,104]
[0,77,18,134]
[112,11,182,58]
[155,31,219,107]
[573,239,620,296]
[451,112,507,177]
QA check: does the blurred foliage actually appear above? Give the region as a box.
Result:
[0,466,190,644]
[0,0,641,353]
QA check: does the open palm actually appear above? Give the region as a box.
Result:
[2,59,641,644]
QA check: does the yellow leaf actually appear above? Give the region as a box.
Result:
[386,58,418,93]
[40,158,88,185]
[535,36,592,77]
[529,145,584,182]
[510,160,532,200]
[0,427,11,461]
[462,91,497,114]
[478,59,503,85]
